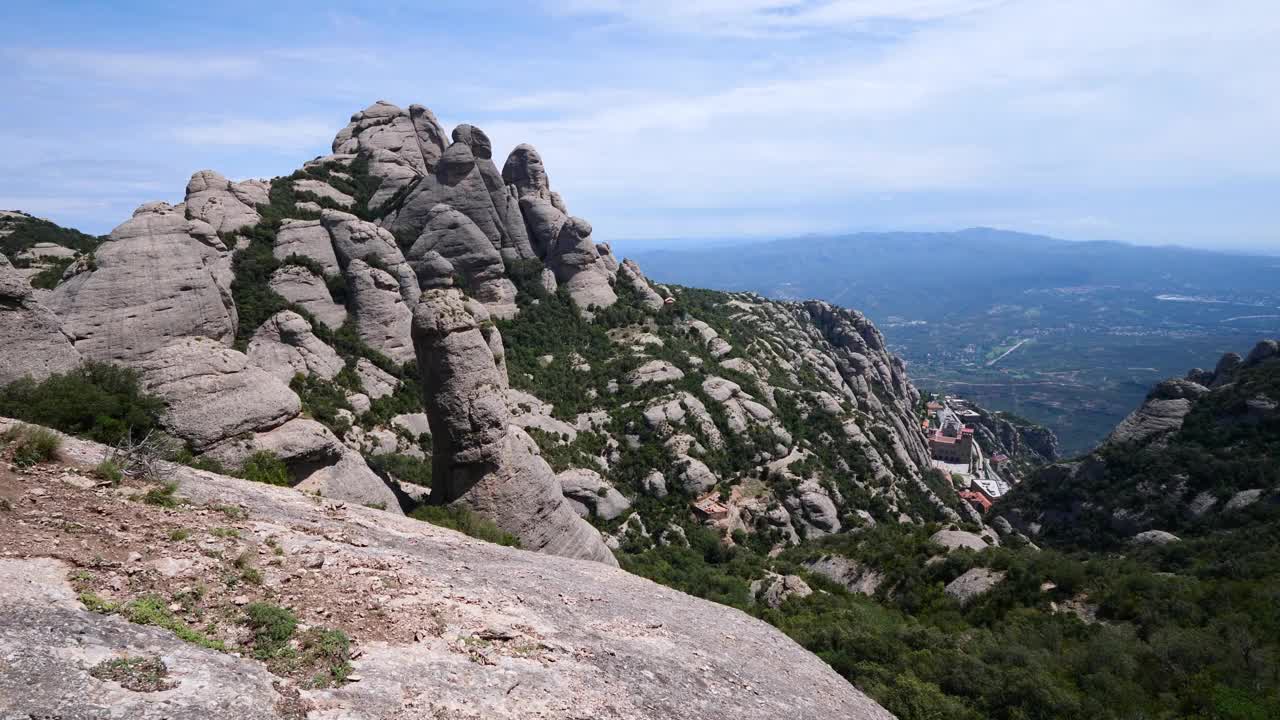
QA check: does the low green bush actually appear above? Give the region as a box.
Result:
[3,424,62,466]
[408,504,521,547]
[0,362,164,446]
[240,451,291,486]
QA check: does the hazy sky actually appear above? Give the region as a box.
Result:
[2,1,1278,253]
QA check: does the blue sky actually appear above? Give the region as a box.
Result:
[2,1,1278,253]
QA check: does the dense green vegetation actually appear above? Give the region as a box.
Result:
[0,211,102,256]
[407,504,521,547]
[0,361,165,445]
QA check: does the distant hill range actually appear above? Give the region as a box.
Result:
[629,228,1280,454]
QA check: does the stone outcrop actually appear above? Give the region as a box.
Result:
[272,219,341,276]
[556,468,631,521]
[0,254,81,385]
[407,204,517,319]
[803,555,884,596]
[183,170,266,235]
[332,100,444,176]
[344,259,415,365]
[267,265,347,330]
[618,258,665,311]
[245,310,344,383]
[545,217,617,311]
[48,202,237,363]
[321,210,419,306]
[944,567,1005,605]
[411,288,616,565]
[751,573,813,609]
[354,358,399,399]
[1104,379,1208,447]
[133,338,300,452]
[0,423,895,720]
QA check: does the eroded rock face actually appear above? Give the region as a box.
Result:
[407,204,517,319]
[0,254,82,385]
[245,310,343,383]
[751,573,813,609]
[557,468,631,521]
[133,338,300,452]
[412,288,616,565]
[930,529,991,553]
[267,265,347,331]
[1104,379,1208,447]
[321,210,419,306]
[332,100,444,175]
[944,567,1005,605]
[48,203,237,363]
[345,259,415,365]
[273,219,340,276]
[545,217,617,311]
[618,259,665,311]
[184,170,265,235]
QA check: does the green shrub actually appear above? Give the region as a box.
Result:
[240,451,291,486]
[298,627,353,687]
[408,504,521,547]
[141,482,180,507]
[3,424,62,466]
[0,362,164,446]
[93,459,123,484]
[29,256,75,289]
[242,602,298,659]
[367,453,432,487]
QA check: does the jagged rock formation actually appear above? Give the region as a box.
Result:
[944,567,1005,605]
[267,265,347,330]
[412,288,616,564]
[407,204,517,318]
[999,340,1280,547]
[0,254,81,385]
[183,170,266,235]
[245,310,344,383]
[48,202,237,362]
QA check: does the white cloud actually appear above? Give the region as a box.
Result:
[552,0,1007,35]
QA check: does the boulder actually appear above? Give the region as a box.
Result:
[355,358,399,400]
[802,556,883,596]
[183,170,264,234]
[627,360,684,387]
[1105,379,1208,447]
[267,265,347,331]
[1132,529,1181,545]
[412,288,616,565]
[751,573,813,609]
[321,210,419,305]
[557,468,631,521]
[332,100,443,175]
[1224,489,1265,513]
[787,480,841,536]
[677,456,718,494]
[245,310,344,383]
[345,259,415,364]
[944,568,1006,605]
[407,204,517,319]
[0,254,82,385]
[618,259,665,311]
[293,179,353,208]
[641,470,669,498]
[930,529,991,553]
[545,217,617,311]
[47,203,237,363]
[296,448,402,511]
[133,338,300,452]
[273,219,341,276]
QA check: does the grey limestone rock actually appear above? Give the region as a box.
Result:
[355,358,399,400]
[618,258,665,311]
[48,202,237,363]
[751,573,813,609]
[453,124,535,261]
[412,288,616,565]
[0,254,82,385]
[321,210,420,306]
[556,468,631,521]
[803,555,883,596]
[183,170,265,234]
[1132,529,1181,545]
[345,259,415,364]
[293,178,354,208]
[332,100,443,175]
[627,359,684,387]
[944,567,1006,605]
[273,218,341,276]
[245,310,344,383]
[1104,379,1208,447]
[545,216,617,311]
[133,338,300,452]
[407,204,518,319]
[267,265,347,330]
[929,529,991,552]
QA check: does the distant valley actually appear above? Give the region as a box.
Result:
[627,228,1280,455]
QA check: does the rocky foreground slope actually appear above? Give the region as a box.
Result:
[0,419,891,720]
